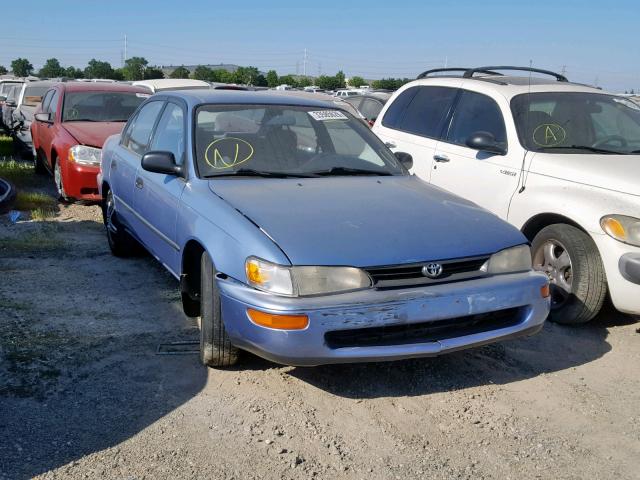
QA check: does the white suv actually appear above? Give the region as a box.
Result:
[372,66,640,324]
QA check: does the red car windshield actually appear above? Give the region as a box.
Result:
[63,92,145,123]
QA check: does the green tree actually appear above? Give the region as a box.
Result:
[38,58,65,78]
[335,70,346,89]
[111,69,125,81]
[234,66,260,85]
[170,66,190,79]
[371,77,411,90]
[254,74,267,87]
[64,66,84,79]
[192,65,213,81]
[266,70,279,88]
[278,75,298,87]
[349,76,366,88]
[297,76,313,88]
[11,58,34,77]
[84,59,114,79]
[0,65,8,75]
[144,66,164,80]
[316,75,341,91]
[122,56,148,81]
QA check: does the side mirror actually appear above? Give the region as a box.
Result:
[35,112,52,123]
[394,151,413,170]
[141,151,183,176]
[465,131,507,155]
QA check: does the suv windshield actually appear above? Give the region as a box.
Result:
[511,92,640,154]
[195,104,406,178]
[63,91,145,122]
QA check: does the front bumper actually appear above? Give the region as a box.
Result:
[218,271,550,366]
[63,161,101,201]
[591,233,640,314]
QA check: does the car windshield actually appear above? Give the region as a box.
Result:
[0,82,21,96]
[22,86,49,106]
[62,91,146,122]
[194,104,406,178]
[511,92,640,154]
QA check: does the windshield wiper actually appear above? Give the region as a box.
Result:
[540,145,622,154]
[204,168,315,179]
[309,166,393,176]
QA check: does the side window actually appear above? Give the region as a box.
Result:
[398,86,458,138]
[446,90,507,147]
[49,90,61,118]
[124,101,164,155]
[41,90,54,113]
[381,87,419,129]
[359,98,383,121]
[150,103,185,165]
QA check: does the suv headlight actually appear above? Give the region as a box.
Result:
[601,215,640,247]
[69,145,101,166]
[245,257,372,296]
[482,244,532,274]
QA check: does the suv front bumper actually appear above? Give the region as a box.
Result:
[218,271,550,366]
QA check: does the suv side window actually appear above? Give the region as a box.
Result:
[446,90,507,147]
[382,87,419,129]
[149,103,185,165]
[399,86,458,138]
[123,101,164,155]
[41,90,54,113]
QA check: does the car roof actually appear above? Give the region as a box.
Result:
[160,89,342,109]
[132,79,210,91]
[59,82,150,94]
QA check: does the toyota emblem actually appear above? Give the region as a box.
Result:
[422,263,443,278]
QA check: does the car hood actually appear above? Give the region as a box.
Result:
[531,152,640,197]
[62,122,127,148]
[208,176,526,266]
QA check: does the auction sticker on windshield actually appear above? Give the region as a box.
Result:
[308,110,348,121]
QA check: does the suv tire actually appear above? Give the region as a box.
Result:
[532,224,607,324]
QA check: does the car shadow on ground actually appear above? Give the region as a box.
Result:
[287,303,634,399]
[0,220,207,480]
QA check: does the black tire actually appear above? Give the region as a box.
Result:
[53,158,71,202]
[33,150,47,175]
[101,188,140,257]
[532,224,607,324]
[199,251,239,368]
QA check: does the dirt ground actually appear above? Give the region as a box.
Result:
[1,194,639,479]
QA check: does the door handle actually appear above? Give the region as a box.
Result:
[433,154,450,163]
[135,177,144,189]
[384,141,397,149]
[110,159,117,170]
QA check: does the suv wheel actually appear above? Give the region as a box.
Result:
[199,251,239,368]
[532,224,607,324]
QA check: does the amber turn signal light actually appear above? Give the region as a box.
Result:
[541,284,550,298]
[247,309,309,330]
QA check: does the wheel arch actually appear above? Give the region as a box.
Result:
[180,239,207,317]
[521,213,587,242]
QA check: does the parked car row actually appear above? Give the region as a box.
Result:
[10,65,639,369]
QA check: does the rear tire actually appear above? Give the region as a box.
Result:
[199,251,239,368]
[532,224,607,324]
[102,188,140,257]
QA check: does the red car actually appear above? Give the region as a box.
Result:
[31,82,149,201]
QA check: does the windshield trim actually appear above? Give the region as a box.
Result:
[191,102,408,180]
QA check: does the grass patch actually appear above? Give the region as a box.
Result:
[0,135,12,157]
[14,191,57,211]
[31,207,57,221]
[0,226,64,255]
[0,159,39,188]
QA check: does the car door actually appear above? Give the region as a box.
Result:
[132,101,187,275]
[430,89,519,219]
[372,86,458,181]
[110,100,165,231]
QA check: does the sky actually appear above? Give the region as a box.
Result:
[1,0,638,92]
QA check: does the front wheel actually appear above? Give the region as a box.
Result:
[53,159,70,202]
[532,224,607,324]
[199,251,239,368]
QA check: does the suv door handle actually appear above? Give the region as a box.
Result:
[433,154,450,163]
[385,141,397,149]
[135,177,144,189]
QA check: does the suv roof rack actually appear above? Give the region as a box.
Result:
[416,67,502,79]
[416,66,569,83]
[463,66,568,82]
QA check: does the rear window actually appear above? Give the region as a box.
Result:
[22,86,49,106]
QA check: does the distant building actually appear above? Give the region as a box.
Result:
[160,64,240,77]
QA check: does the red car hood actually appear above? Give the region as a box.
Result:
[62,122,126,148]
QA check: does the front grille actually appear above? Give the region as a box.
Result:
[365,255,489,289]
[324,307,523,349]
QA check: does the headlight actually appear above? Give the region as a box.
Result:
[245,257,372,296]
[482,244,532,274]
[601,215,640,247]
[68,145,101,166]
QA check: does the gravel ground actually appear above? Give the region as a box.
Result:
[0,199,639,480]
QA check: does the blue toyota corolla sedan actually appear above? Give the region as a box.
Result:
[98,90,550,368]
